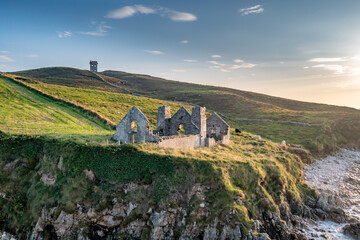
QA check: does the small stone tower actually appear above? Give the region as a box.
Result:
[90,60,98,72]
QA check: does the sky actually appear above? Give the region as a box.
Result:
[1,0,360,109]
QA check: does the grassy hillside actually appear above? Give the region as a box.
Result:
[11,67,360,155]
[0,76,112,142]
[4,73,193,130]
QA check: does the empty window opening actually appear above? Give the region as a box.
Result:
[131,121,138,143]
[211,129,216,134]
[131,121,138,131]
[178,124,186,135]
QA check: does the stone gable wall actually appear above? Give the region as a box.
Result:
[113,107,157,143]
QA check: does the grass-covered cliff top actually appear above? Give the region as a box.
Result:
[0,68,344,237]
[0,130,310,237]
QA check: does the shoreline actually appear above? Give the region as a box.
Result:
[301,149,360,239]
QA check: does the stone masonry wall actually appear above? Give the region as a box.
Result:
[158,135,201,149]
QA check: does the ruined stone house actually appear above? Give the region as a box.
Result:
[113,105,230,149]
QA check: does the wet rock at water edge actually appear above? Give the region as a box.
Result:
[343,223,360,239]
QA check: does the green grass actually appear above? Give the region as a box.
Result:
[0,77,112,142]
[11,67,360,155]
[230,121,321,147]
[6,74,194,129]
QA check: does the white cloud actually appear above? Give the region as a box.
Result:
[233,59,244,63]
[106,5,197,22]
[312,64,352,74]
[0,64,6,68]
[209,58,256,72]
[208,60,226,66]
[0,55,14,62]
[26,54,39,58]
[308,55,360,76]
[164,10,197,22]
[172,69,186,73]
[181,40,189,44]
[0,51,8,54]
[106,5,155,19]
[211,55,222,58]
[135,5,155,14]
[228,63,256,69]
[79,21,111,36]
[309,57,347,63]
[183,59,198,63]
[239,5,264,15]
[144,50,163,55]
[58,31,72,38]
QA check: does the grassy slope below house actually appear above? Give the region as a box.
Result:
[12,67,360,155]
[0,76,112,142]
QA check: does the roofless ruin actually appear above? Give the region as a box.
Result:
[113,106,230,149]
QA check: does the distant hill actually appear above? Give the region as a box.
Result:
[11,67,360,155]
[13,67,128,94]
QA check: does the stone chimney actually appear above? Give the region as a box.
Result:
[157,105,171,129]
[191,106,206,137]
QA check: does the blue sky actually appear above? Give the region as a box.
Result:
[1,0,360,108]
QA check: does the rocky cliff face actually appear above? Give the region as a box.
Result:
[24,179,325,240]
[27,184,276,240]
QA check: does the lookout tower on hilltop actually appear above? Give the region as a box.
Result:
[89,60,98,72]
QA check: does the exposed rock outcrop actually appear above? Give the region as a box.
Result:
[343,223,360,239]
